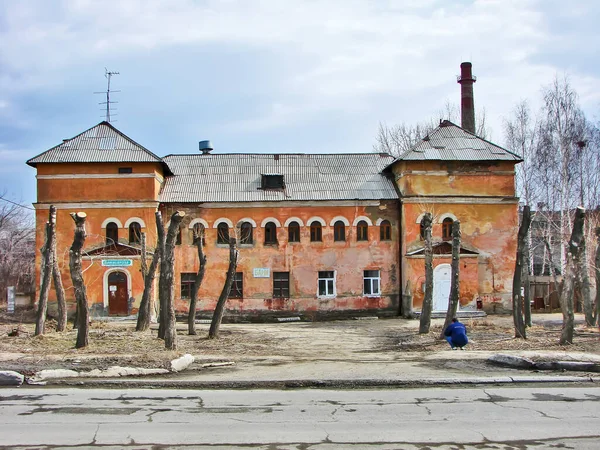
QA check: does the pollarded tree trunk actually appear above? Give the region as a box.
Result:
[594,228,600,326]
[156,212,167,339]
[35,206,56,336]
[580,237,594,326]
[209,237,238,339]
[440,220,461,339]
[69,212,89,349]
[523,231,532,327]
[161,211,185,350]
[512,205,531,339]
[543,237,560,307]
[188,229,207,335]
[419,213,433,334]
[559,207,586,345]
[53,256,67,331]
[136,229,161,332]
[401,281,413,319]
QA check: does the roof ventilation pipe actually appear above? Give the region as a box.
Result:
[199,140,213,155]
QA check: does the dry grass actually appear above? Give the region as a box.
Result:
[0,309,598,375]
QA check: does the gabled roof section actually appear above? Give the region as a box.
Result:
[406,240,480,256]
[160,153,398,203]
[394,120,522,163]
[84,242,153,257]
[26,122,166,168]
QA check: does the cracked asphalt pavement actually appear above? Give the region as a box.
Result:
[1,386,599,449]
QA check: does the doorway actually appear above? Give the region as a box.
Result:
[107,271,129,316]
[433,264,455,312]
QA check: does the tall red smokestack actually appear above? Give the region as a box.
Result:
[457,62,476,134]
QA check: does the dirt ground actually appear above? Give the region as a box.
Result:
[0,309,598,377]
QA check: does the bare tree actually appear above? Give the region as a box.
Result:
[559,207,585,345]
[158,211,185,350]
[52,243,67,332]
[69,212,89,349]
[512,206,531,339]
[440,220,461,338]
[0,194,35,306]
[188,226,207,335]
[209,234,238,339]
[35,206,56,336]
[595,228,600,326]
[374,102,489,157]
[136,229,160,332]
[419,213,433,334]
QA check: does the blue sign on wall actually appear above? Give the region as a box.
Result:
[102,259,133,267]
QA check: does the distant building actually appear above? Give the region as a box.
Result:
[26,63,521,319]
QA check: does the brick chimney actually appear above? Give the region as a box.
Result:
[457,62,476,134]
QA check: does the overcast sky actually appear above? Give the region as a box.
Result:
[1,0,599,207]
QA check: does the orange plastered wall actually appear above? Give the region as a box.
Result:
[406,257,479,308]
[393,161,516,197]
[163,201,401,312]
[401,201,518,305]
[35,206,158,308]
[36,162,164,202]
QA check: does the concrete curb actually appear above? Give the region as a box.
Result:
[23,375,600,390]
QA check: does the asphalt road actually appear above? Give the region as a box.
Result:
[0,386,599,449]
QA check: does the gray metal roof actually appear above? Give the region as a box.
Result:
[160,153,398,203]
[27,122,164,166]
[396,120,522,162]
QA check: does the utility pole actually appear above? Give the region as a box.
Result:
[94,69,120,122]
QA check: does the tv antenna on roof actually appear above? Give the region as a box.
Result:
[94,68,120,122]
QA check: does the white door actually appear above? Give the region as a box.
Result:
[433,264,452,311]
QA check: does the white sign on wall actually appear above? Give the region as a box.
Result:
[253,268,270,278]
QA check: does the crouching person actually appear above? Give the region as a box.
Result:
[444,317,468,350]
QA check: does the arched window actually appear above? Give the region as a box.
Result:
[240,222,253,244]
[380,220,391,241]
[288,221,300,243]
[264,222,277,244]
[334,221,346,241]
[106,222,118,245]
[192,223,205,246]
[442,218,453,241]
[128,222,141,244]
[310,222,322,242]
[217,223,229,244]
[356,220,368,241]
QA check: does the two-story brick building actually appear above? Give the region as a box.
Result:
[26,63,522,319]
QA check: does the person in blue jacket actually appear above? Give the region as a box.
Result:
[444,318,468,350]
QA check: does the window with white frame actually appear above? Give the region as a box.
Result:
[318,271,335,297]
[363,270,381,296]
